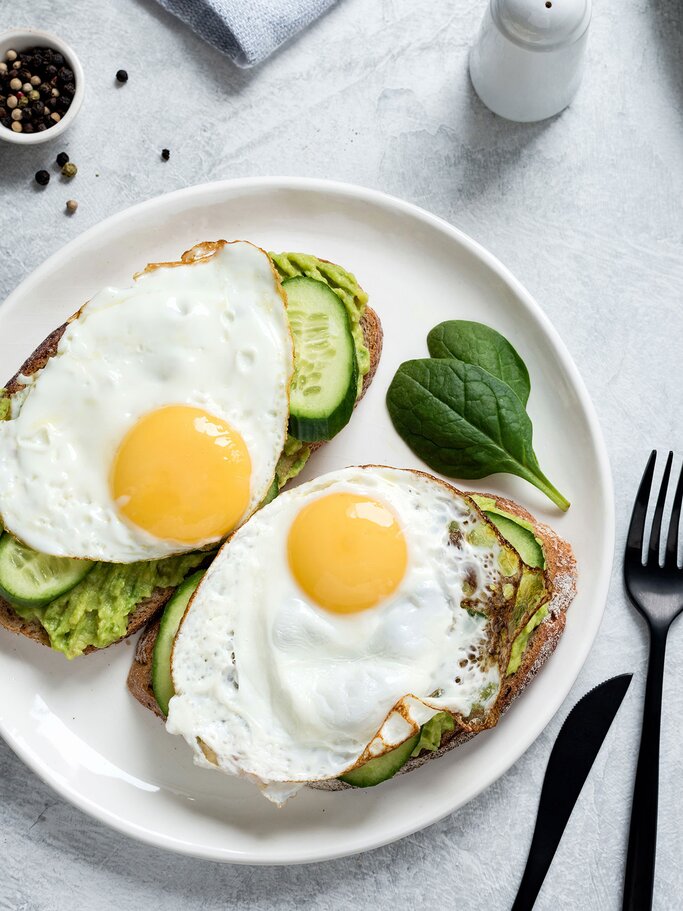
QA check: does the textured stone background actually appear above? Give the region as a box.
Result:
[1,0,682,908]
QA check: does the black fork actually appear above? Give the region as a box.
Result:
[622,450,683,910]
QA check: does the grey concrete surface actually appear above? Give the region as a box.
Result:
[0,0,682,908]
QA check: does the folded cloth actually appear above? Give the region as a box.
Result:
[156,0,339,67]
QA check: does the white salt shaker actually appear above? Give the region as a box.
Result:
[469,0,591,122]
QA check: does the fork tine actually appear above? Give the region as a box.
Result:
[648,451,673,566]
[665,459,683,568]
[626,450,657,561]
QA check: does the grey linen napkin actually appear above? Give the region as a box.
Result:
[155,0,339,67]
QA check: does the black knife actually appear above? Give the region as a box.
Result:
[511,673,633,911]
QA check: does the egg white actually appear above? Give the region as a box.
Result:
[168,466,512,804]
[0,241,293,562]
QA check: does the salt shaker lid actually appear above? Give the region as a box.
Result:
[491,0,591,49]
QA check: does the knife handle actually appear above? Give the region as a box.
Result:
[622,626,667,911]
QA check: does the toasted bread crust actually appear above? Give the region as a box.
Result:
[0,260,382,656]
[127,616,163,713]
[5,321,70,395]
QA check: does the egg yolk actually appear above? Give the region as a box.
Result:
[111,405,251,544]
[287,493,407,614]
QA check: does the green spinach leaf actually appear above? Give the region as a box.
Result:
[386,358,569,511]
[427,320,530,405]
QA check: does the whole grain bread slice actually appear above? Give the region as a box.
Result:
[0,247,383,655]
[127,485,577,788]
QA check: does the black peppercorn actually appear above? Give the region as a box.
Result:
[161,148,170,161]
[116,69,128,84]
[1,44,76,136]
[35,170,50,186]
[56,151,69,167]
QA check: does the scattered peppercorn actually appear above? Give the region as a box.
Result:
[116,69,128,84]
[61,161,77,178]
[161,148,170,161]
[66,199,78,214]
[35,169,50,186]
[56,151,69,167]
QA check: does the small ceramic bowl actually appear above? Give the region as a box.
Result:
[0,27,85,145]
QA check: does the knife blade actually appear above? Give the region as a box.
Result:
[511,673,633,911]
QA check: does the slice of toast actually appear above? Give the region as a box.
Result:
[0,251,382,655]
[127,487,577,787]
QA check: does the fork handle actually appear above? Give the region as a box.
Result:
[622,624,668,911]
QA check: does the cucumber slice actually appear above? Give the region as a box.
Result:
[339,732,419,787]
[152,569,205,716]
[284,276,358,442]
[0,533,94,608]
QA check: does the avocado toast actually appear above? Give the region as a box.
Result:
[0,243,382,659]
[127,470,576,793]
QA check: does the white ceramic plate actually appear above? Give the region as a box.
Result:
[0,178,613,864]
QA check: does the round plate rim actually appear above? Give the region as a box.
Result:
[0,176,614,864]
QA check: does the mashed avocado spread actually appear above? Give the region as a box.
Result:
[12,553,206,659]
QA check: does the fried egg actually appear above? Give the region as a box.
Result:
[167,466,521,804]
[0,241,293,562]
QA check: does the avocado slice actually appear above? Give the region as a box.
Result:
[339,732,420,787]
[485,511,544,569]
[470,495,545,569]
[339,712,455,787]
[507,604,549,675]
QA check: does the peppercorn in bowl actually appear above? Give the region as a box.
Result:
[0,28,84,145]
